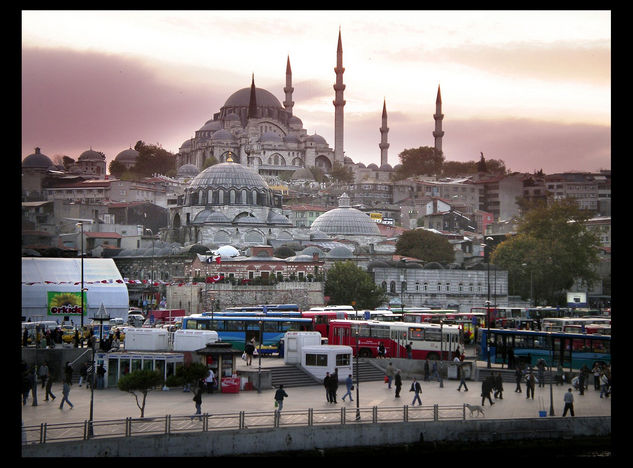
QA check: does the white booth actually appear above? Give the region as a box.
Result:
[123,327,169,351]
[300,345,353,383]
[173,329,219,352]
[96,350,184,389]
[283,331,322,364]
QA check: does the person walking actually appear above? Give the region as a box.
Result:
[96,363,106,389]
[342,374,354,402]
[59,381,73,409]
[64,361,73,384]
[44,371,56,401]
[394,370,402,398]
[514,365,523,393]
[493,372,503,399]
[525,371,536,400]
[577,369,585,395]
[38,361,49,389]
[431,361,440,382]
[244,338,256,366]
[385,361,395,389]
[481,375,494,406]
[191,383,203,420]
[323,372,332,403]
[599,372,610,398]
[592,363,601,391]
[410,378,422,406]
[423,359,430,381]
[405,342,412,359]
[22,370,32,406]
[79,362,88,387]
[205,368,215,393]
[537,359,546,388]
[562,388,575,417]
[328,368,339,403]
[457,362,469,392]
[274,384,288,413]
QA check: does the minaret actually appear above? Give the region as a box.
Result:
[333,28,346,163]
[283,55,294,115]
[248,73,258,119]
[379,98,390,166]
[433,84,444,154]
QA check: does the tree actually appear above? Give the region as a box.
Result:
[202,155,219,169]
[330,162,354,183]
[395,229,455,264]
[108,159,127,178]
[394,146,444,179]
[324,261,386,309]
[132,141,176,177]
[117,369,164,418]
[492,199,601,306]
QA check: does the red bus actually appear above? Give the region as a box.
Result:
[327,319,462,360]
[301,310,348,338]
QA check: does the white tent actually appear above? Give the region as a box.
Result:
[21,257,129,322]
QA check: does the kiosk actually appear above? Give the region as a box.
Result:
[300,345,353,382]
[96,350,184,389]
[195,343,243,392]
[282,331,322,364]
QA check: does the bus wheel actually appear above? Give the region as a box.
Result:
[427,352,439,360]
[359,348,372,358]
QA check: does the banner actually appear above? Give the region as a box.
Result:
[47,291,87,316]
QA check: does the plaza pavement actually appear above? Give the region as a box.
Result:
[21,357,611,428]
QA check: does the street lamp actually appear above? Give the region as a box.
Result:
[483,236,494,369]
[439,320,444,388]
[355,329,360,421]
[77,222,85,331]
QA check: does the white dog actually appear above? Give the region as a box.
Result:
[465,403,485,417]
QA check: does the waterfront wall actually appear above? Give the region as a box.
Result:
[22,416,610,457]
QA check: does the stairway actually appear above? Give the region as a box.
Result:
[268,365,321,388]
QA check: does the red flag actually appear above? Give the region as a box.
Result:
[215,255,221,264]
[206,275,224,283]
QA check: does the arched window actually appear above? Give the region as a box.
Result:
[390,281,396,294]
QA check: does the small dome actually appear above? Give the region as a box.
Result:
[115,148,139,163]
[327,246,353,258]
[78,149,105,161]
[310,193,381,236]
[23,147,53,169]
[288,115,303,126]
[199,120,222,132]
[283,134,301,144]
[367,163,379,170]
[212,129,235,141]
[267,212,292,225]
[216,245,240,258]
[233,214,261,224]
[357,162,366,168]
[179,139,193,149]
[273,246,296,258]
[379,163,393,171]
[177,163,199,178]
[307,134,327,145]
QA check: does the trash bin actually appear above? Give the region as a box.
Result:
[448,364,458,379]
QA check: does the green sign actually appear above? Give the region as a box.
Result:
[47,291,87,316]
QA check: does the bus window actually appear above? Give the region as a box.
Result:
[372,325,390,339]
[186,320,197,330]
[424,328,441,342]
[409,328,424,340]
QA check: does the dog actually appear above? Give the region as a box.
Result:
[465,403,485,417]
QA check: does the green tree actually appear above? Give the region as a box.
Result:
[108,159,127,178]
[492,199,601,306]
[132,140,176,177]
[117,369,164,417]
[202,155,219,169]
[324,261,386,309]
[393,146,444,179]
[395,229,455,264]
[330,162,354,183]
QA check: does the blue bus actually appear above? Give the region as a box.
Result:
[182,314,313,353]
[223,304,301,313]
[480,328,611,370]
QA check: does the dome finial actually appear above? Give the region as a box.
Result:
[227,151,234,163]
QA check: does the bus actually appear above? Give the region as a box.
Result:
[470,306,526,328]
[541,317,611,333]
[350,310,403,321]
[182,314,313,353]
[480,328,611,370]
[328,319,462,360]
[224,304,301,313]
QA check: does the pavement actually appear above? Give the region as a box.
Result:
[21,357,611,428]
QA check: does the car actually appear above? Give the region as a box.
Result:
[60,325,77,343]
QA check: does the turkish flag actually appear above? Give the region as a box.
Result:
[206,275,224,283]
[215,255,222,264]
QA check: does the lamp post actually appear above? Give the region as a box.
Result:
[145,228,155,313]
[78,222,85,331]
[483,236,494,368]
[355,329,360,421]
[439,320,444,388]
[257,319,263,394]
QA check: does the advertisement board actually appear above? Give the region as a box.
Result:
[47,291,87,316]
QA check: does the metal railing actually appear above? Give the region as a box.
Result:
[22,403,467,445]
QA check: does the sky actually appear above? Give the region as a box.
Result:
[21,10,611,174]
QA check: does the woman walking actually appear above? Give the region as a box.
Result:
[59,381,74,409]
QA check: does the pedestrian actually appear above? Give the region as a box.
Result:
[385,361,395,389]
[562,387,575,417]
[38,361,49,389]
[577,370,585,395]
[493,372,503,399]
[342,374,354,402]
[481,375,494,406]
[555,365,564,386]
[22,370,32,406]
[44,372,56,401]
[405,342,412,359]
[205,368,215,393]
[599,372,609,398]
[323,372,331,403]
[537,359,546,388]
[423,359,430,381]
[525,371,535,399]
[377,342,386,358]
[23,328,29,347]
[515,365,523,393]
[410,378,422,406]
[73,329,80,348]
[244,338,256,366]
[394,370,402,398]
[96,363,106,389]
[191,383,203,420]
[59,381,74,409]
[592,363,602,391]
[79,362,88,387]
[64,361,73,384]
[457,362,469,392]
[328,368,339,403]
[431,361,439,382]
[274,384,288,413]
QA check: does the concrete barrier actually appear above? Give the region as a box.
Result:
[22,416,610,457]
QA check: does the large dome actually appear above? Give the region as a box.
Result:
[189,161,268,191]
[115,148,139,164]
[224,87,282,109]
[310,193,381,236]
[23,147,53,169]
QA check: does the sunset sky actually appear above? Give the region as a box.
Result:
[22,10,611,174]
